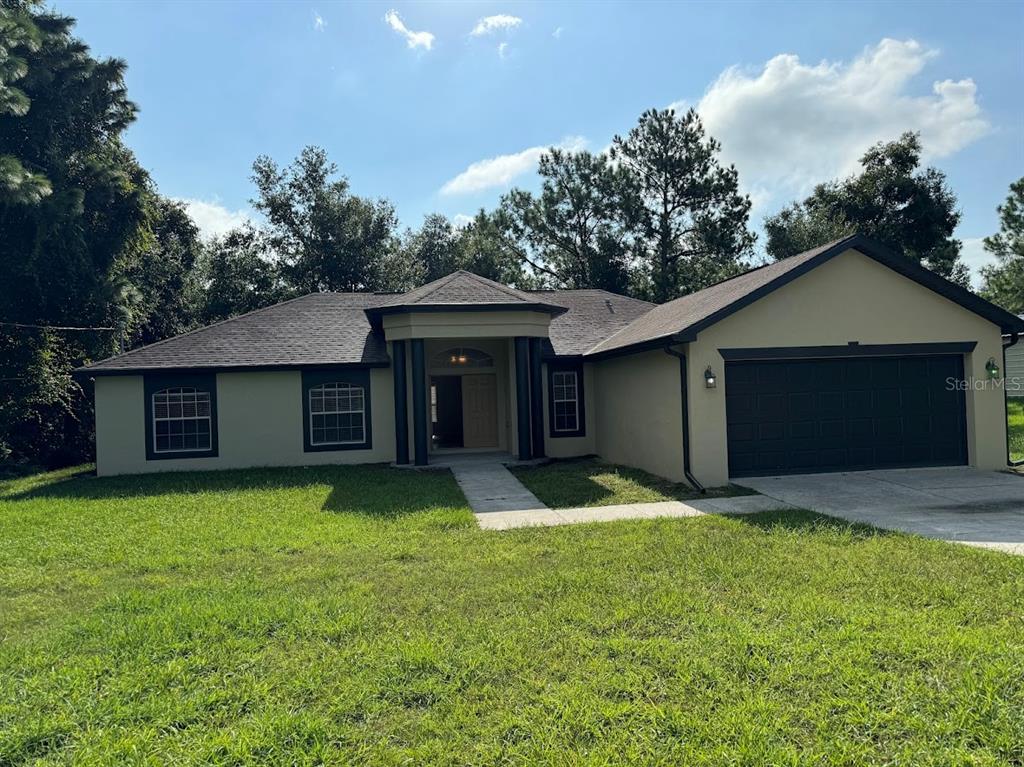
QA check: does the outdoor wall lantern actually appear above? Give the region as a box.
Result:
[986,357,1001,380]
[704,366,717,389]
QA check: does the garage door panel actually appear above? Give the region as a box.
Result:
[788,391,817,416]
[726,355,967,477]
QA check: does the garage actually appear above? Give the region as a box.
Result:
[725,354,968,477]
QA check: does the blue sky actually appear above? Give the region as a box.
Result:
[63,0,1024,283]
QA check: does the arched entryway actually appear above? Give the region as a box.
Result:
[429,347,499,449]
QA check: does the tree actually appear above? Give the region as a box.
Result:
[497,148,634,294]
[398,213,462,284]
[455,210,529,287]
[764,132,969,285]
[979,177,1024,314]
[0,4,148,467]
[126,196,204,346]
[250,146,399,293]
[611,108,755,302]
[198,224,283,323]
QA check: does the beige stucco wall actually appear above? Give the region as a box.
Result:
[383,310,551,340]
[94,368,395,476]
[593,349,685,482]
[542,362,596,458]
[686,248,1009,486]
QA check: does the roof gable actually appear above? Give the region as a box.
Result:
[587,235,1024,358]
[370,270,566,315]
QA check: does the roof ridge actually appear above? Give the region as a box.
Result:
[83,292,315,369]
[404,270,465,304]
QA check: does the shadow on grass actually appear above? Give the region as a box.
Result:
[1,463,467,518]
[725,508,892,540]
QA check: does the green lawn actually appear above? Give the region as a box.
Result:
[2,465,1023,765]
[511,456,751,508]
[1010,398,1024,463]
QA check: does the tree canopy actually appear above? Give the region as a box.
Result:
[611,108,755,301]
[764,133,969,286]
[979,177,1024,314]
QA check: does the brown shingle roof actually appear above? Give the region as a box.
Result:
[81,234,1024,375]
[81,293,391,373]
[527,289,654,356]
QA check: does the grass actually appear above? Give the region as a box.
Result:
[511,456,751,508]
[1009,398,1024,463]
[2,464,1023,765]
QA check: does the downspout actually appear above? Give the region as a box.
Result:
[664,345,705,494]
[1005,331,1021,467]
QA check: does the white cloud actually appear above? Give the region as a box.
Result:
[440,136,587,195]
[175,198,253,240]
[498,42,509,59]
[471,14,522,36]
[960,237,998,289]
[452,213,474,228]
[384,9,434,51]
[312,10,326,31]
[683,39,988,207]
[552,26,563,39]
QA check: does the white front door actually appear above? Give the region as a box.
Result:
[462,374,498,448]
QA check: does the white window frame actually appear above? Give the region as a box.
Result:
[308,382,366,446]
[152,387,212,454]
[551,370,579,433]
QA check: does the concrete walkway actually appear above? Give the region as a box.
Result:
[447,455,790,530]
[474,494,790,531]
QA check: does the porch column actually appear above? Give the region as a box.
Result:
[411,338,428,466]
[514,337,532,461]
[392,340,409,465]
[528,337,545,459]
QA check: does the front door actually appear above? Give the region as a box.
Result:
[462,374,498,448]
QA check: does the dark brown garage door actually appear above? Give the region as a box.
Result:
[725,355,968,477]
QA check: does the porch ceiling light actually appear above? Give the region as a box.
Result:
[704,366,717,389]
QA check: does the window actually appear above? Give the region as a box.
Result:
[547,362,586,438]
[153,388,212,452]
[302,369,372,452]
[552,371,579,432]
[432,347,493,369]
[309,382,365,445]
[144,373,218,460]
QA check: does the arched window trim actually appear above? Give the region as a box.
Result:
[431,347,494,369]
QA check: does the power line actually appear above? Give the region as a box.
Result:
[0,321,117,331]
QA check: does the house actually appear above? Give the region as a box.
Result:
[79,234,1024,486]
[1004,317,1024,396]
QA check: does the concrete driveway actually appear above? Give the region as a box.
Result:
[738,467,1024,555]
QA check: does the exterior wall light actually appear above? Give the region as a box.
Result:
[704,366,717,389]
[986,357,1001,380]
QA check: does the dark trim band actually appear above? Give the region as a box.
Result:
[83,361,389,377]
[718,341,978,362]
